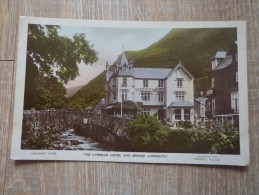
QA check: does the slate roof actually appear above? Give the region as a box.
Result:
[214,55,232,70]
[106,71,113,80]
[168,101,194,108]
[132,68,171,79]
[108,68,172,79]
[213,51,227,59]
[115,52,129,67]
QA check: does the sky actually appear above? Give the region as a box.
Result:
[59,26,171,88]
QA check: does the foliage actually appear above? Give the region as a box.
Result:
[176,121,193,129]
[123,114,171,152]
[163,121,240,154]
[113,101,143,110]
[21,126,58,149]
[24,24,98,109]
[123,115,239,154]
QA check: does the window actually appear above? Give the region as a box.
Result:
[158,93,164,102]
[113,78,116,85]
[122,90,127,101]
[158,80,164,87]
[231,92,239,113]
[122,77,127,85]
[175,92,185,101]
[113,93,117,101]
[122,66,127,71]
[236,71,238,82]
[212,98,215,115]
[175,109,181,120]
[184,109,190,121]
[141,92,150,101]
[177,78,183,87]
[143,80,148,87]
[141,108,150,115]
[211,77,215,88]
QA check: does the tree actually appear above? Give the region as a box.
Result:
[24,24,98,109]
[123,114,171,152]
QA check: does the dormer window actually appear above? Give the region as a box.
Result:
[123,66,127,71]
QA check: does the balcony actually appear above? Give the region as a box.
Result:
[135,88,165,92]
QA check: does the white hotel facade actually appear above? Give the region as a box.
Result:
[104,51,194,126]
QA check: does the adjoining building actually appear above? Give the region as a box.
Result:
[103,51,195,127]
[206,42,239,128]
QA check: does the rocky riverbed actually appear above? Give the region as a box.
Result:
[51,129,113,150]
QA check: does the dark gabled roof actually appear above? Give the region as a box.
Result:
[168,101,194,108]
[106,71,113,81]
[214,55,232,70]
[114,52,130,67]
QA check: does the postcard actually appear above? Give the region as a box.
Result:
[11,17,249,166]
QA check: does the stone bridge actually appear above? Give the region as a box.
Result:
[82,113,131,136]
[23,109,132,139]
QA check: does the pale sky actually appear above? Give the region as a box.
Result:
[59,26,171,88]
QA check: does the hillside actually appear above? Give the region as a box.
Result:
[126,28,236,78]
[65,85,84,97]
[68,28,236,108]
[67,72,106,108]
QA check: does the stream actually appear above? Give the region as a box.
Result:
[52,129,114,151]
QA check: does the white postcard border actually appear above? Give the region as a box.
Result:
[11,17,249,166]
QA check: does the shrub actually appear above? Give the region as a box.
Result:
[123,114,171,152]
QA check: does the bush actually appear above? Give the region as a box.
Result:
[123,114,171,152]
[163,127,239,154]
[123,115,240,154]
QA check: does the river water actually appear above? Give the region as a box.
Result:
[52,129,114,151]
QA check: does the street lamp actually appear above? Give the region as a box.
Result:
[121,98,123,118]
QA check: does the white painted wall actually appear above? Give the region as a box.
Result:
[166,68,194,107]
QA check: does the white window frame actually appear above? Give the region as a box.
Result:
[141,108,150,115]
[212,97,215,115]
[175,109,182,121]
[231,92,239,113]
[158,80,164,88]
[175,92,185,101]
[141,92,150,101]
[122,90,127,101]
[211,77,215,88]
[158,93,164,102]
[177,78,183,87]
[143,79,148,87]
[122,77,127,85]
[113,92,117,101]
[184,109,191,121]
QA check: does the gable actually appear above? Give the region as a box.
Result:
[166,63,194,80]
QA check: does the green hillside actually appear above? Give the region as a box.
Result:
[68,28,236,108]
[126,28,236,78]
[67,72,106,109]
